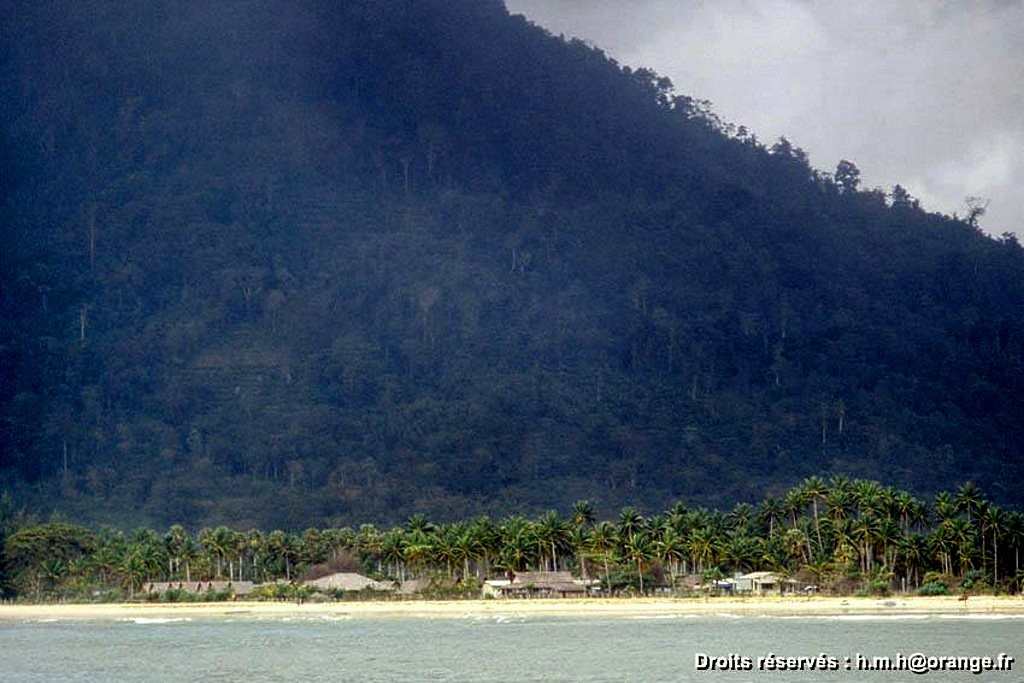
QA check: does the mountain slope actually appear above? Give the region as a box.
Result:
[2,0,1022,528]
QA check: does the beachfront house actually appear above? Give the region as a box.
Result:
[734,571,778,594]
[484,571,587,598]
[304,572,395,593]
[482,578,512,598]
[733,571,801,595]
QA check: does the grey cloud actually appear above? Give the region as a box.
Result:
[507,0,1023,235]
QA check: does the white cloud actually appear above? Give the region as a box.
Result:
[506,0,1024,234]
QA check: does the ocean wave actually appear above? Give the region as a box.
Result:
[761,614,932,621]
[935,614,1024,620]
[120,617,192,624]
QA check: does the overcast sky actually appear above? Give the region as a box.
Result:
[506,0,1023,236]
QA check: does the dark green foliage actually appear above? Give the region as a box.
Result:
[3,522,95,597]
[1,1,1023,529]
[3,480,1021,601]
[917,581,949,596]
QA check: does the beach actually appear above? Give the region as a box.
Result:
[2,595,1023,621]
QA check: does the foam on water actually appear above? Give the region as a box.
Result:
[121,617,192,625]
[935,613,1024,620]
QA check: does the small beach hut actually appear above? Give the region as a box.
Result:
[490,571,586,598]
[304,572,395,592]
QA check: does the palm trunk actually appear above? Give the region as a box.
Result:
[993,534,998,585]
[812,499,822,550]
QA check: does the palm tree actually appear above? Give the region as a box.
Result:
[655,525,687,586]
[356,524,383,573]
[907,497,929,532]
[982,505,1007,585]
[876,517,901,571]
[433,525,459,578]
[853,480,883,518]
[571,500,596,529]
[451,523,477,580]
[622,531,654,594]
[198,527,224,578]
[783,488,807,528]
[1005,512,1024,579]
[90,541,123,587]
[759,497,784,538]
[568,525,592,580]
[406,514,435,535]
[727,503,755,535]
[667,501,688,526]
[130,529,166,584]
[322,527,354,563]
[899,534,929,589]
[227,529,246,581]
[403,529,435,577]
[827,475,852,497]
[852,516,878,574]
[688,526,716,573]
[498,516,536,572]
[783,527,810,567]
[933,491,956,523]
[301,528,326,568]
[893,491,915,531]
[164,525,189,579]
[381,529,407,581]
[617,507,645,545]
[721,534,760,574]
[244,529,264,581]
[535,511,569,572]
[469,516,498,580]
[947,518,976,576]
[40,558,67,596]
[266,530,293,580]
[589,521,618,591]
[121,551,147,599]
[928,525,953,576]
[801,476,828,550]
[954,482,985,524]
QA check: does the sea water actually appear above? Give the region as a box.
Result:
[1,614,1022,681]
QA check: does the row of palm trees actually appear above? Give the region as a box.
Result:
[5,479,1024,599]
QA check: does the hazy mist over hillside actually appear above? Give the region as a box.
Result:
[508,0,1024,237]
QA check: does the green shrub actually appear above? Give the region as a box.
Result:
[918,581,949,596]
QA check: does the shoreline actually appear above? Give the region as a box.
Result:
[2,596,1024,621]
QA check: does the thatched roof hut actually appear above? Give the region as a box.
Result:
[304,572,395,592]
[490,571,586,598]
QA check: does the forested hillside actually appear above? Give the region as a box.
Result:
[2,0,1022,529]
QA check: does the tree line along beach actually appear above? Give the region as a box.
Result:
[2,479,1022,609]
